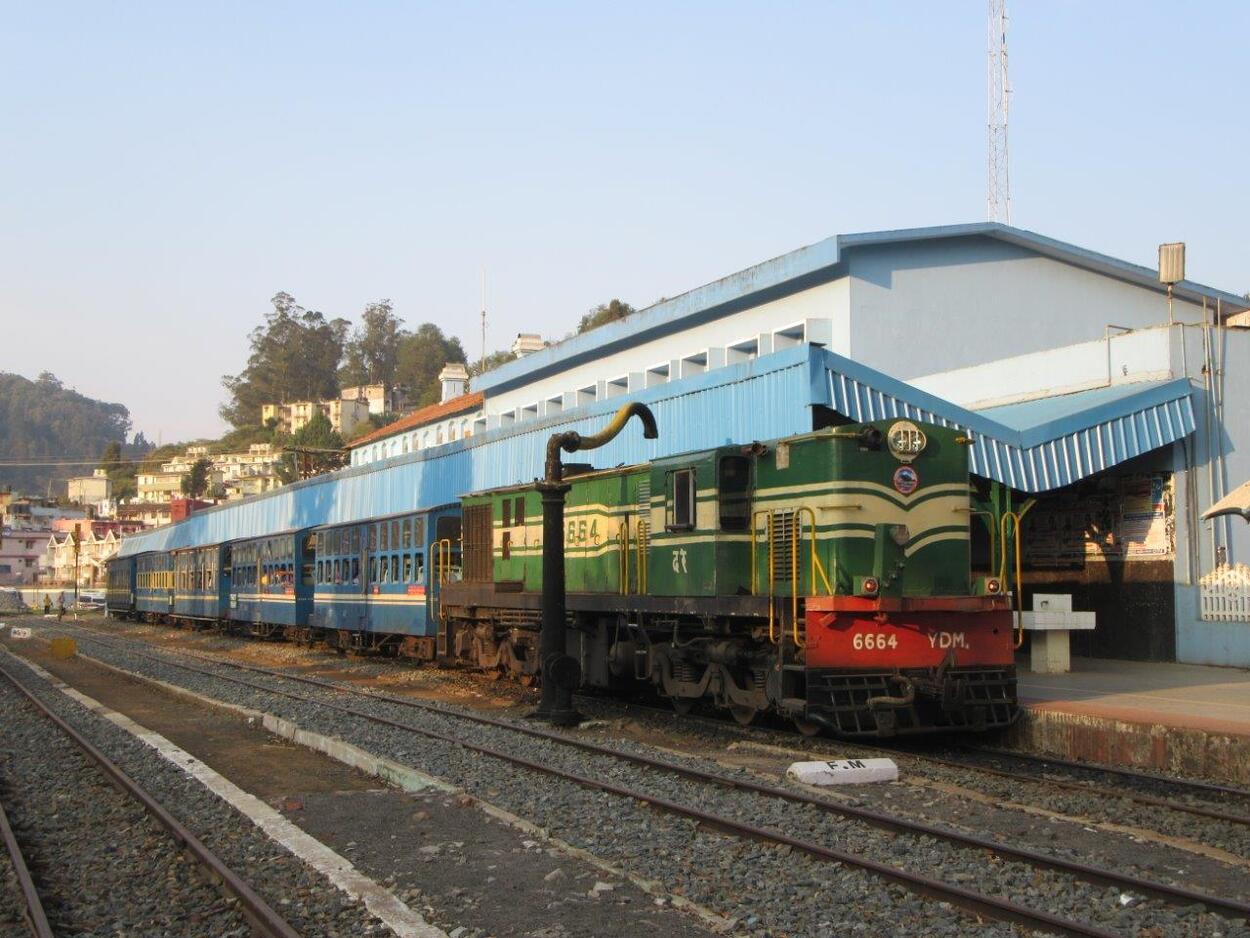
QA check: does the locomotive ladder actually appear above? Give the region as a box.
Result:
[750,507,832,650]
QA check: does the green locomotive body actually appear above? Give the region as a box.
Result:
[441,418,1018,737]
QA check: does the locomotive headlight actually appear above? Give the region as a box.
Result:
[986,578,1002,594]
[861,577,880,596]
[887,420,927,463]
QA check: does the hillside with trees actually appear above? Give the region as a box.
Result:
[0,372,136,497]
[220,293,469,431]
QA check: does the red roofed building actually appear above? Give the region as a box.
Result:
[349,364,484,466]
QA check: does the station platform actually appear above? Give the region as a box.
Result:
[1006,656,1250,784]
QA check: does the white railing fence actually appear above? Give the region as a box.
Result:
[1200,563,1250,622]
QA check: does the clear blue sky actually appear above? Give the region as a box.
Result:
[2,2,1246,443]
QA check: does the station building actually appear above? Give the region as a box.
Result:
[125,223,1250,667]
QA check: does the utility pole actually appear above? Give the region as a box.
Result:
[480,269,488,371]
[72,521,81,615]
[987,0,1011,223]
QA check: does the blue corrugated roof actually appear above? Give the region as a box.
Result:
[810,348,1195,492]
[478,222,1246,397]
[117,347,815,557]
[118,344,1196,556]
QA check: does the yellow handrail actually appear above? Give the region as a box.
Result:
[432,537,453,622]
[618,519,630,595]
[790,511,801,647]
[998,513,1024,649]
[796,505,833,596]
[750,510,778,644]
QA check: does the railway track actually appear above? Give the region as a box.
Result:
[38,621,1250,937]
[0,658,303,938]
[0,785,51,938]
[570,689,1250,827]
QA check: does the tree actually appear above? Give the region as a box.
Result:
[0,371,130,496]
[467,348,517,379]
[220,292,350,429]
[277,412,345,481]
[340,300,404,389]
[395,323,468,408]
[180,458,213,498]
[99,441,137,501]
[578,299,635,334]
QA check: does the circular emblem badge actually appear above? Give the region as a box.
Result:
[892,465,920,495]
[887,420,927,463]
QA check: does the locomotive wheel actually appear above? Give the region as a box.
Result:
[730,705,759,726]
[793,716,823,738]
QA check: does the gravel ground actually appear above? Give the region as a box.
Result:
[0,670,252,937]
[0,652,398,938]
[567,691,1250,862]
[0,835,28,934]
[48,623,1250,938]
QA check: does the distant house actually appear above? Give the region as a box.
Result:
[262,397,371,437]
[66,468,112,507]
[348,364,483,466]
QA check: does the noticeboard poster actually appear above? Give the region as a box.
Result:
[1022,473,1174,566]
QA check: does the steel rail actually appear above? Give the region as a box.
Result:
[579,685,1250,827]
[0,793,53,938]
[55,635,1113,938]
[116,637,1250,923]
[0,660,303,938]
[964,745,1250,802]
[60,626,1250,934]
[857,742,1250,827]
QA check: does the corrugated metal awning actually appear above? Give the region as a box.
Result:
[811,348,1195,492]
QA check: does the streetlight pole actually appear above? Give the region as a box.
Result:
[531,402,658,726]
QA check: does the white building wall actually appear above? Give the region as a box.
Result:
[908,327,1173,409]
[485,277,849,419]
[846,237,1209,381]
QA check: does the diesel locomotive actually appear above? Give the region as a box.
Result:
[107,418,1020,737]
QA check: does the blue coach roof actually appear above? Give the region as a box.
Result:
[476,222,1247,397]
[118,344,1196,557]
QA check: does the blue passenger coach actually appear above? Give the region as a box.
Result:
[135,552,173,617]
[106,554,136,618]
[226,530,315,635]
[173,545,227,621]
[310,505,461,656]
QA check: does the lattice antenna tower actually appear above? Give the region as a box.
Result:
[987,0,1011,223]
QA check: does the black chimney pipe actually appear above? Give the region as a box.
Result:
[531,403,658,725]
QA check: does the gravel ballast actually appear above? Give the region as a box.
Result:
[0,651,400,938]
[46,623,1250,938]
[0,669,253,937]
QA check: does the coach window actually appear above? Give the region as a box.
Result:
[391,520,400,549]
[402,519,412,549]
[666,468,696,531]
[351,557,360,586]
[502,498,511,528]
[414,552,424,582]
[514,496,525,527]
[380,522,389,551]
[718,456,751,532]
[369,556,378,584]
[501,530,511,560]
[403,554,413,582]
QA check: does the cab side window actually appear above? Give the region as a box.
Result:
[718,456,752,532]
[666,469,696,531]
